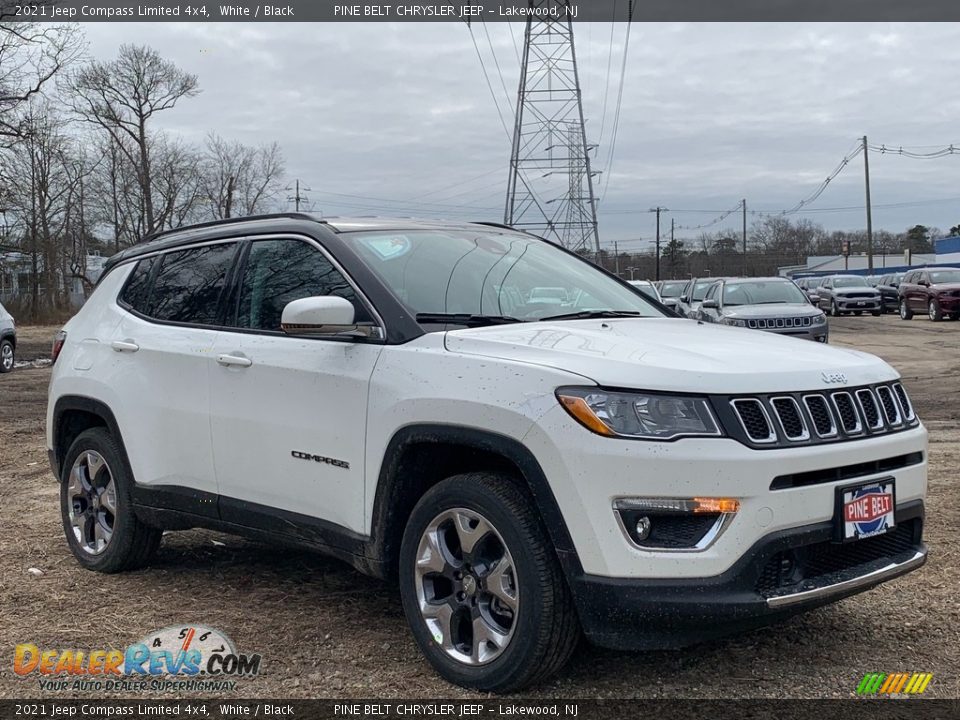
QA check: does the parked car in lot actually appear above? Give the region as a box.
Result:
[898,267,960,321]
[794,277,823,305]
[678,276,730,318]
[47,214,928,691]
[655,279,686,312]
[817,275,882,316]
[696,277,828,342]
[628,279,662,303]
[874,273,904,314]
[0,301,15,373]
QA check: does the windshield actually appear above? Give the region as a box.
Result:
[629,282,659,300]
[692,280,717,301]
[660,281,686,297]
[930,270,960,284]
[833,277,869,288]
[722,281,808,306]
[350,230,666,322]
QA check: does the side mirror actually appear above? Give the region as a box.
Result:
[680,295,689,303]
[701,299,719,309]
[281,296,379,338]
[809,294,819,304]
[918,279,929,287]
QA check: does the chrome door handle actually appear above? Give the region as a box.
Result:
[217,354,252,368]
[110,340,140,353]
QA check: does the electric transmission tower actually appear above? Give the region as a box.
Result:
[505,0,600,255]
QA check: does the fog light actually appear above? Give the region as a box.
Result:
[635,516,651,541]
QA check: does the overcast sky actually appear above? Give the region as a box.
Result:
[82,22,960,250]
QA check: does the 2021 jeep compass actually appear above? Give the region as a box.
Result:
[47,214,928,691]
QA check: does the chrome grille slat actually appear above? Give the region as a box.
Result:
[731,399,777,443]
[803,394,838,437]
[830,391,862,435]
[855,389,883,430]
[770,396,809,441]
[876,385,902,426]
[893,382,915,422]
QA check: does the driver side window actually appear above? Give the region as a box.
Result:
[232,238,371,332]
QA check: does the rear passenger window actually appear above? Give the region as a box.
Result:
[118,257,156,314]
[149,244,237,325]
[234,238,371,332]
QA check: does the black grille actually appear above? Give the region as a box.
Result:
[769,451,924,490]
[619,512,720,549]
[845,292,875,299]
[732,399,773,441]
[893,383,914,420]
[832,392,861,433]
[771,397,805,439]
[876,386,901,425]
[856,389,881,429]
[755,521,919,598]
[804,395,835,436]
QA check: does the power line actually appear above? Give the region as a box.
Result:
[599,2,634,203]
[868,143,960,159]
[779,142,864,215]
[675,201,743,230]
[597,4,617,148]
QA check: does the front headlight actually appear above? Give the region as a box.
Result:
[557,388,723,440]
[720,317,746,327]
[811,313,827,325]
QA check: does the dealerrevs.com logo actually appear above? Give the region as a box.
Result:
[14,625,261,692]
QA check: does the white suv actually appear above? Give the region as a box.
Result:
[47,214,928,691]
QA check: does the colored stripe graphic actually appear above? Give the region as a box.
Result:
[858,672,932,695]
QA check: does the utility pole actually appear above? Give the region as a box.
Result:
[863,135,874,271]
[505,2,600,255]
[650,206,667,280]
[286,179,312,212]
[614,241,620,276]
[741,198,747,276]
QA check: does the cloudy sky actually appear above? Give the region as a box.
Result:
[82,21,960,250]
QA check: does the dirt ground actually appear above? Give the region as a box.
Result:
[0,317,957,699]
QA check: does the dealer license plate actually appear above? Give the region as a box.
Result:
[836,478,895,542]
[856,301,866,306]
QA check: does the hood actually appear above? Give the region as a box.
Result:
[721,303,821,319]
[932,282,960,292]
[832,287,879,296]
[444,318,896,394]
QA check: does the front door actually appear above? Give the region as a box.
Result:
[208,236,383,535]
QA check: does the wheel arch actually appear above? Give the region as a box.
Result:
[367,424,582,583]
[51,396,130,483]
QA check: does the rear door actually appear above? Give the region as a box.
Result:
[208,235,384,536]
[111,241,240,502]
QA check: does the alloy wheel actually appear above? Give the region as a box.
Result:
[66,451,117,555]
[414,508,519,666]
[0,343,12,371]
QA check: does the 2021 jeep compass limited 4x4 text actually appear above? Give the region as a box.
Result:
[47,214,928,691]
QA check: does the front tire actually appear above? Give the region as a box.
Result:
[830,300,841,317]
[60,428,162,573]
[399,473,579,692]
[900,299,913,320]
[0,339,13,373]
[929,299,944,322]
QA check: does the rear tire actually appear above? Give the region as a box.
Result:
[900,299,913,320]
[399,472,579,692]
[929,299,944,322]
[0,339,13,373]
[871,311,881,317]
[60,428,162,573]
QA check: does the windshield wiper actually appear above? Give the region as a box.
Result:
[415,313,522,327]
[538,310,643,321]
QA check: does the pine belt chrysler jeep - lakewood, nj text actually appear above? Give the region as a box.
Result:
[47,214,928,692]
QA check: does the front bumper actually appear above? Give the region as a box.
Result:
[760,325,828,342]
[836,297,880,312]
[935,294,960,312]
[571,501,926,650]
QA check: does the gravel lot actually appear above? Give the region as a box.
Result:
[1,316,957,699]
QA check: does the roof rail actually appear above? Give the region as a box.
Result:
[142,213,321,244]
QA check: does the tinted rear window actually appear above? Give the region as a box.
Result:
[118,257,157,314]
[149,244,237,325]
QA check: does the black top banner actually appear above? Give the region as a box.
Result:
[3,0,960,22]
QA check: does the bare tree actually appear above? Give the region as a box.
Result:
[70,44,199,234]
[0,22,82,144]
[201,133,285,219]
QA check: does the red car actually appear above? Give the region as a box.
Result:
[899,267,960,321]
